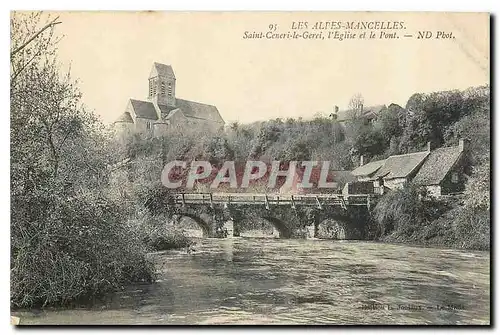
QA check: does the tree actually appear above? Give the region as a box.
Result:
[348,93,365,118]
[203,134,235,165]
[10,12,61,86]
[353,128,386,159]
[11,12,153,308]
[398,108,433,153]
[374,103,405,145]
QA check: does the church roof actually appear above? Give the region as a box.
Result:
[175,98,224,123]
[119,98,224,124]
[130,99,158,120]
[115,111,134,123]
[372,151,429,180]
[412,145,463,186]
[149,62,175,79]
[157,104,179,118]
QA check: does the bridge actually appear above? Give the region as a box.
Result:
[166,192,379,239]
[172,193,374,209]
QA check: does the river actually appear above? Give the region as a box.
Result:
[16,237,490,325]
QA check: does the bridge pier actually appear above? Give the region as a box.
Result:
[223,220,234,238]
[272,226,280,238]
[306,224,316,239]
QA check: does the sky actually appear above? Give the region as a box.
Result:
[49,11,489,125]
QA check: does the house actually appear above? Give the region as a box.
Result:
[412,140,466,197]
[351,155,386,182]
[348,143,431,194]
[114,62,225,136]
[370,148,429,191]
[330,104,387,126]
[347,140,468,197]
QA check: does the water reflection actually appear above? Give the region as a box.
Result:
[17,238,490,325]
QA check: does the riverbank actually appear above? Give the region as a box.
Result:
[379,207,490,251]
[10,213,193,311]
[372,185,490,252]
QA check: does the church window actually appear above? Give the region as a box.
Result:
[161,82,166,95]
[149,79,153,97]
[146,121,152,130]
[451,172,459,183]
[168,82,172,97]
[152,80,157,96]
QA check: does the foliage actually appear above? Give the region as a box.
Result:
[373,184,451,238]
[352,127,386,159]
[373,174,490,250]
[399,87,489,153]
[443,104,490,165]
[128,213,193,251]
[10,12,154,308]
[374,103,405,145]
[464,161,490,211]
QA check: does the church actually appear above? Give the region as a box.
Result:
[114,62,225,135]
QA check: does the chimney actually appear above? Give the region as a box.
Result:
[459,138,464,152]
[426,141,431,152]
[360,155,364,166]
[335,105,339,113]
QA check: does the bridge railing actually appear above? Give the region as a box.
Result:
[172,192,374,208]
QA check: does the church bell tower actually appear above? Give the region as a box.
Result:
[148,62,176,107]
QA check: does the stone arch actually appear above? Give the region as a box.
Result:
[175,212,213,238]
[260,216,292,238]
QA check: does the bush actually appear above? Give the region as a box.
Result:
[373,184,452,241]
[10,190,155,308]
[146,229,193,251]
[127,213,194,252]
[453,207,490,250]
[372,182,490,250]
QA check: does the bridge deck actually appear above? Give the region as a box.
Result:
[172,192,375,208]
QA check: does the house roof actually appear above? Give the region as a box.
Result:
[130,99,158,120]
[351,159,386,177]
[412,145,464,186]
[337,104,386,122]
[115,111,134,123]
[149,62,175,79]
[176,98,224,124]
[372,151,429,180]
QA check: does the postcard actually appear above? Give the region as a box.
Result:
[10,11,490,325]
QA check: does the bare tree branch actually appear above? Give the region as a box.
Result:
[10,16,61,57]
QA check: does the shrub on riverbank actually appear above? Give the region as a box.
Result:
[373,183,490,251]
[11,191,155,309]
[128,213,194,251]
[373,185,450,237]
[147,229,193,251]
